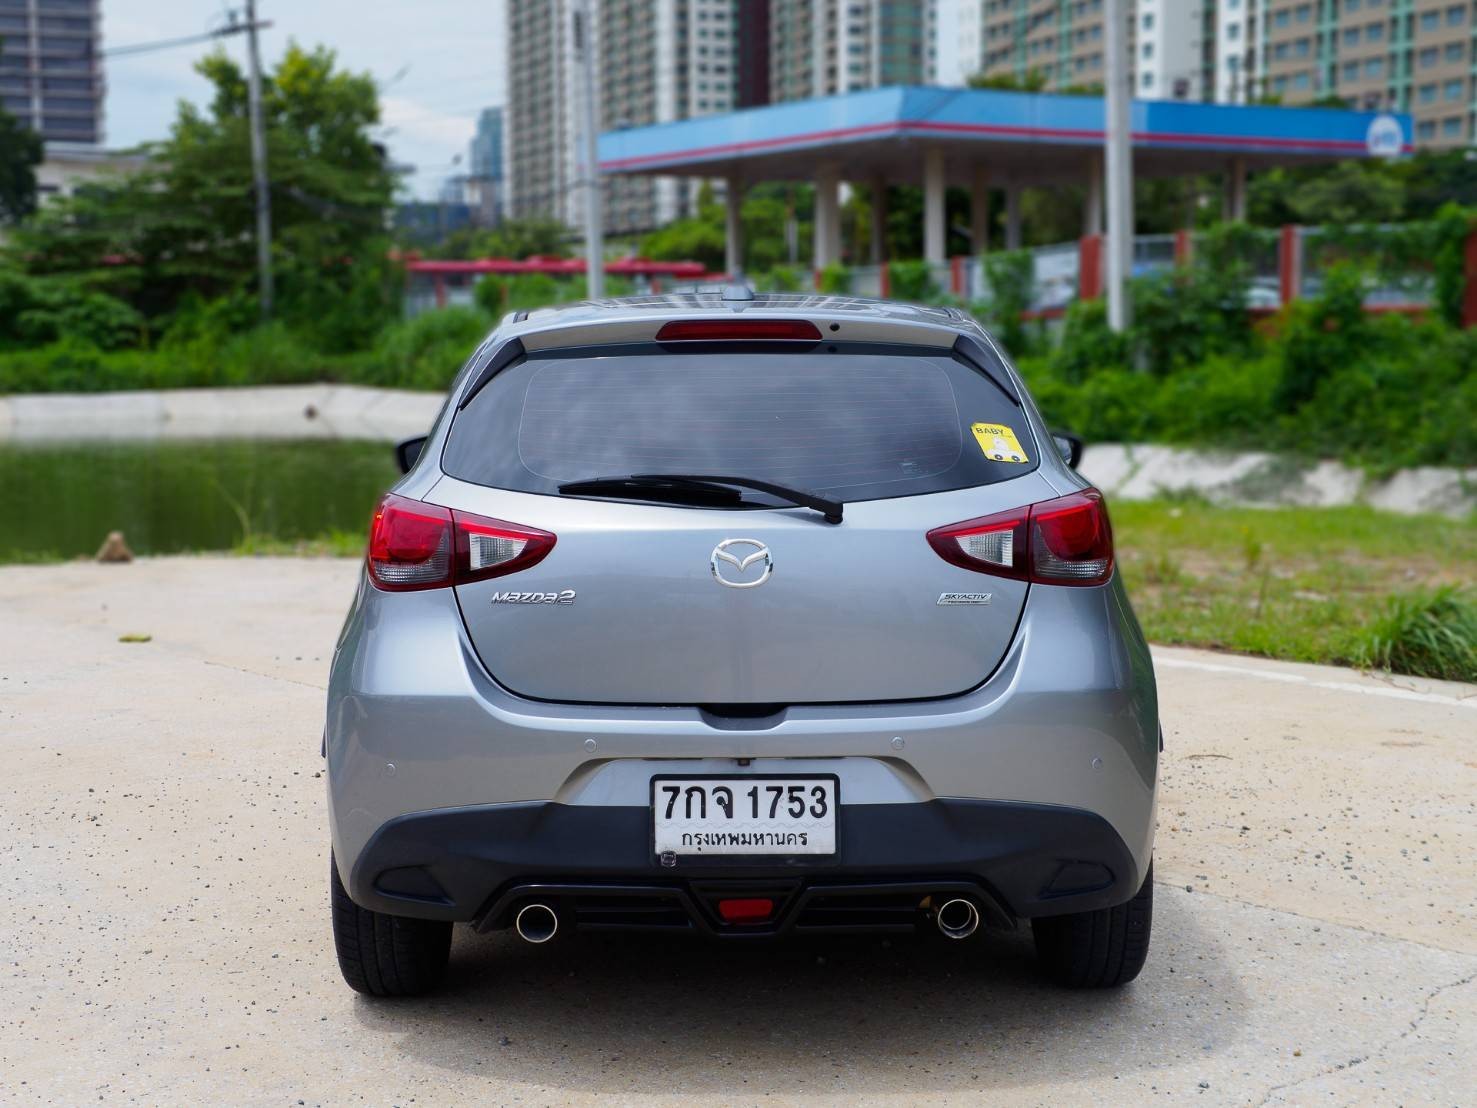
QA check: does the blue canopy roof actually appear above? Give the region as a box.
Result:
[598,86,1411,185]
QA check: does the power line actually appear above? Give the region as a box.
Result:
[102,27,252,60]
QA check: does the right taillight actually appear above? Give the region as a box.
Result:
[367,493,556,592]
[927,488,1113,587]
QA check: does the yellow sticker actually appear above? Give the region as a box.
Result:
[971,422,1030,464]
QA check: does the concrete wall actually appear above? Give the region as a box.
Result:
[0,385,443,445]
[1079,443,1477,519]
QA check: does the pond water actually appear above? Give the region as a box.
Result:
[1,439,400,561]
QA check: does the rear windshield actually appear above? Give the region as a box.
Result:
[442,341,1038,503]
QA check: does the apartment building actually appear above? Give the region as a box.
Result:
[957,1,1471,148]
[0,0,103,145]
[505,0,578,224]
[600,0,743,232]
[1246,0,1473,148]
[768,0,933,102]
[965,0,1208,99]
[505,0,749,233]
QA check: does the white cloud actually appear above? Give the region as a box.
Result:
[102,0,506,199]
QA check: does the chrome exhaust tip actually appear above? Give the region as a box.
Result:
[935,897,980,940]
[514,902,559,944]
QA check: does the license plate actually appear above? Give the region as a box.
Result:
[651,776,838,856]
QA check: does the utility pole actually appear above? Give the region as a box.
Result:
[244,0,274,320]
[573,0,604,298]
[1103,0,1133,332]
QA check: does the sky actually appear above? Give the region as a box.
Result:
[103,0,506,200]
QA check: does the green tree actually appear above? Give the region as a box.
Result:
[10,43,395,337]
[639,182,805,272]
[1250,160,1405,226]
[967,69,1049,92]
[0,100,42,225]
[431,217,574,260]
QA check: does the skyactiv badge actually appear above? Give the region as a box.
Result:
[971,422,1029,464]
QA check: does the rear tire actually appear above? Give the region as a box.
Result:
[1031,860,1153,988]
[330,855,452,997]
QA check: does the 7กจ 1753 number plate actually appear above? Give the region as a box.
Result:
[651,776,838,857]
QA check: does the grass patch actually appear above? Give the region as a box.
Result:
[231,529,364,558]
[1352,588,1477,682]
[1114,500,1477,681]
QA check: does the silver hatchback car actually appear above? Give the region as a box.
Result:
[326,291,1158,996]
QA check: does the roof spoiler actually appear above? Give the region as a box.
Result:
[457,337,526,410]
[952,335,1021,406]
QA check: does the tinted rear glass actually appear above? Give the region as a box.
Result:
[442,342,1038,503]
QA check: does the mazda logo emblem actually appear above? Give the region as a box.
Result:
[710,538,772,589]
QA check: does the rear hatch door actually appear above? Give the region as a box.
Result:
[437,336,1049,705]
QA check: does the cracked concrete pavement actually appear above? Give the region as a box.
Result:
[1,557,1473,1106]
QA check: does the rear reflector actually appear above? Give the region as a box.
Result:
[927,488,1113,586]
[367,492,556,592]
[656,319,821,342]
[716,897,774,924]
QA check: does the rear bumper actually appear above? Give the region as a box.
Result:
[326,571,1160,916]
[347,796,1139,931]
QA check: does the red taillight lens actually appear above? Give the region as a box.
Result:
[368,494,453,591]
[1030,490,1113,584]
[656,319,822,342]
[367,493,556,592]
[927,488,1113,587]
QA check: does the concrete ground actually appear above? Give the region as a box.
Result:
[1,557,1473,1107]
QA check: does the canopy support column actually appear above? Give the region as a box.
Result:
[813,164,840,271]
[1084,152,1104,236]
[923,147,946,265]
[1005,181,1022,251]
[870,176,888,264]
[1224,156,1248,221]
[970,167,990,254]
[724,173,744,277]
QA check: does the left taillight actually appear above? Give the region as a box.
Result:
[367,493,556,592]
[927,488,1114,587]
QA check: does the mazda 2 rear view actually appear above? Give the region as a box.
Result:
[325,291,1158,996]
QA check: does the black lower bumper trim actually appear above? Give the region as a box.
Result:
[347,798,1140,929]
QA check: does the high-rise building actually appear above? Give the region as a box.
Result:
[467,106,504,225]
[966,0,1207,101]
[958,1,1472,149]
[600,0,741,233]
[0,0,104,145]
[505,0,745,235]
[470,106,504,183]
[506,0,578,225]
[1248,0,1472,148]
[767,0,933,102]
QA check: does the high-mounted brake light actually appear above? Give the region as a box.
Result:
[367,493,556,592]
[927,489,1113,587]
[656,319,822,342]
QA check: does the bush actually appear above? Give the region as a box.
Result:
[1052,298,1129,382]
[760,265,803,292]
[502,272,570,314]
[887,260,935,302]
[1353,588,1477,682]
[363,306,493,390]
[0,270,145,351]
[473,275,506,318]
[817,263,851,294]
[978,250,1035,356]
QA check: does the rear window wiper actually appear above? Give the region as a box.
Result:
[558,473,844,524]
